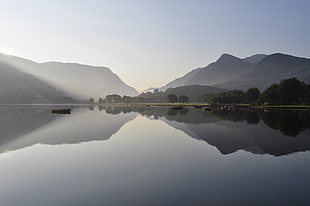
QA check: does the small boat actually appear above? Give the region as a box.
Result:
[220,106,233,110]
[193,105,203,109]
[51,109,71,114]
[202,107,212,111]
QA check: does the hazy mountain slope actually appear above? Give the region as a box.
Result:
[159,67,204,91]
[41,62,139,98]
[0,53,138,99]
[185,54,251,86]
[0,57,73,104]
[243,54,267,63]
[217,53,310,90]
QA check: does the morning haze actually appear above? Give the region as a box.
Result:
[1,1,310,206]
[0,0,309,91]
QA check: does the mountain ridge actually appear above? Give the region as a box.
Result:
[156,53,310,91]
[0,53,139,101]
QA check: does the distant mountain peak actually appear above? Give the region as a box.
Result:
[41,62,112,72]
[243,54,267,63]
[216,53,243,64]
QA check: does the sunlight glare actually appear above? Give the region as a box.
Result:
[0,47,15,55]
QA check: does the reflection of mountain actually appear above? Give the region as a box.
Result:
[0,106,57,146]
[116,106,310,156]
[2,106,310,157]
[167,120,310,156]
[0,108,137,153]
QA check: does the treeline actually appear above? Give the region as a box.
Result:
[90,78,309,105]
[200,88,260,104]
[90,85,226,104]
[201,78,310,105]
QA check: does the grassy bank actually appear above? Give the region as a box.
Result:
[97,102,310,110]
[98,102,211,107]
[252,105,310,109]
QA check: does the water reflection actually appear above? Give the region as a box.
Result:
[101,106,310,156]
[0,106,136,153]
[0,105,310,157]
[1,106,310,206]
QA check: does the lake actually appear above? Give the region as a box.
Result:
[0,105,310,206]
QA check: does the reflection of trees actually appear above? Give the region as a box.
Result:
[244,110,260,124]
[210,109,247,122]
[167,108,178,116]
[99,106,310,138]
[260,110,310,137]
[105,107,121,114]
[179,108,189,115]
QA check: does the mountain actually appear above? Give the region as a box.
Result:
[0,53,139,100]
[217,53,310,89]
[159,53,310,91]
[159,67,204,91]
[158,54,251,91]
[40,62,139,98]
[243,54,267,63]
[140,87,158,93]
[186,54,251,86]
[0,54,74,104]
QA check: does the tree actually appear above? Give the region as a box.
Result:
[88,98,94,104]
[98,98,104,104]
[105,94,122,102]
[122,95,132,103]
[167,94,178,103]
[245,88,260,104]
[278,78,304,104]
[179,95,189,103]
[260,83,279,105]
[305,84,310,104]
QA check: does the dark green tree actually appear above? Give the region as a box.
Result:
[245,88,260,104]
[179,95,189,103]
[105,94,122,102]
[167,94,178,103]
[278,78,304,104]
[122,95,132,103]
[98,98,104,104]
[88,98,95,104]
[305,84,310,104]
[260,83,280,105]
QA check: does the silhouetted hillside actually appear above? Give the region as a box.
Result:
[218,53,310,89]
[0,57,75,104]
[0,53,138,101]
[243,54,267,63]
[186,54,251,86]
[41,62,139,98]
[159,53,310,91]
[159,67,204,91]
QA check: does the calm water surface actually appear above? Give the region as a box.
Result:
[0,106,310,206]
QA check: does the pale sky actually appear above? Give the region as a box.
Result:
[0,0,309,91]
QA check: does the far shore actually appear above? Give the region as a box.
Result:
[0,103,309,110]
